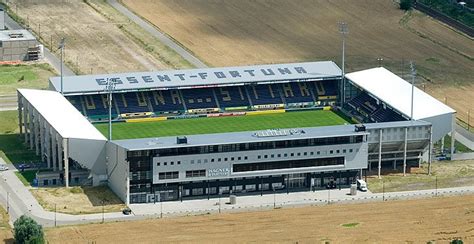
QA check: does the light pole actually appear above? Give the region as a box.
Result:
[54,203,57,227]
[102,200,105,224]
[410,62,416,121]
[327,187,331,205]
[218,192,221,214]
[58,38,65,95]
[273,187,276,209]
[339,22,348,106]
[382,180,385,201]
[105,78,116,141]
[435,176,438,197]
[6,192,9,215]
[160,199,163,218]
[468,110,471,131]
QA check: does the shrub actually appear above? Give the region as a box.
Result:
[13,215,44,244]
[400,0,413,10]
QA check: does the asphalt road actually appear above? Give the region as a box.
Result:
[107,0,208,68]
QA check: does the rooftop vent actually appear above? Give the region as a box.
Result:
[355,124,366,132]
[176,136,187,144]
[8,33,24,39]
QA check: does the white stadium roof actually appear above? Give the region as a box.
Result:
[346,67,455,120]
[18,89,106,141]
[49,61,342,95]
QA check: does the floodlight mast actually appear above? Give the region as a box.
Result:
[58,38,66,94]
[410,62,416,121]
[339,22,348,106]
[105,78,116,141]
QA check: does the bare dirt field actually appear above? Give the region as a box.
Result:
[123,0,474,123]
[46,195,474,243]
[7,0,172,74]
[30,186,125,215]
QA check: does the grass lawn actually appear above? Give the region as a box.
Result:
[95,110,349,139]
[367,160,474,193]
[0,111,18,135]
[14,170,38,186]
[0,63,56,95]
[0,111,40,164]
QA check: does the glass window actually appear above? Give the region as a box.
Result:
[284,153,288,157]
[271,154,275,158]
[170,161,174,165]
[186,169,206,178]
[304,152,307,156]
[244,156,248,160]
[177,161,181,165]
[204,159,208,163]
[317,151,320,155]
[343,149,346,153]
[297,153,301,156]
[224,158,228,161]
[231,157,235,161]
[164,162,167,166]
[218,158,222,162]
[291,153,294,157]
[211,158,215,162]
[330,150,333,154]
[336,150,340,154]
[278,154,281,158]
[197,159,201,164]
[310,152,314,155]
[157,163,160,166]
[349,149,353,153]
[264,155,268,159]
[258,155,261,159]
[238,157,242,160]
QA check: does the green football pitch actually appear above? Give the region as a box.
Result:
[95,110,349,140]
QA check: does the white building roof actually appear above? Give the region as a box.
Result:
[346,67,455,120]
[49,61,342,95]
[18,89,106,141]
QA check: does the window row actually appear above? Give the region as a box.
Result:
[158,171,179,180]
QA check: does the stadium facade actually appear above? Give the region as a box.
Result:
[17,61,455,204]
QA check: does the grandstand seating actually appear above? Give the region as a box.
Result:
[215,86,251,108]
[347,92,406,123]
[281,82,315,103]
[148,90,185,113]
[314,80,338,97]
[115,92,151,114]
[247,84,284,105]
[66,80,343,121]
[181,88,218,109]
[82,95,118,118]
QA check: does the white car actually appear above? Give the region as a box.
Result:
[0,165,9,171]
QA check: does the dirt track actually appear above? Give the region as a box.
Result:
[46,195,474,243]
[123,0,474,123]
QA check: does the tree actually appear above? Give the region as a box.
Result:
[400,0,413,10]
[13,215,44,244]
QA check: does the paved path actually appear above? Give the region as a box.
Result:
[107,0,208,68]
[455,124,474,150]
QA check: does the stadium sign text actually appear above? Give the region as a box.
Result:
[208,168,230,177]
[95,66,308,86]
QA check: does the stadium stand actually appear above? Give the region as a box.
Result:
[66,80,346,121]
[346,92,406,123]
[149,90,185,114]
[215,86,251,108]
[181,88,218,109]
[247,84,284,105]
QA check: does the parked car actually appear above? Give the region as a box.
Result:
[18,163,31,170]
[0,165,8,171]
[356,179,368,192]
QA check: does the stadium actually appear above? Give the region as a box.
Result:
[16,61,455,204]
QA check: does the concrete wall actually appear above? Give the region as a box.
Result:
[422,112,455,142]
[106,143,129,204]
[0,39,38,61]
